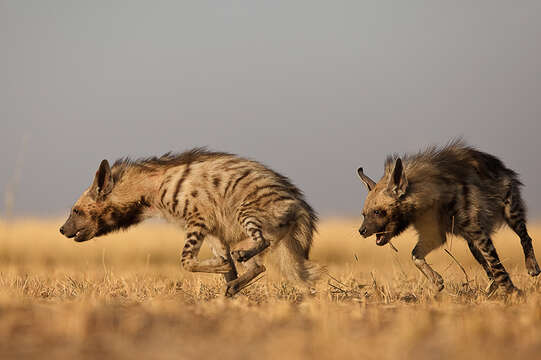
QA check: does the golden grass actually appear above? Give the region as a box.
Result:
[2,218,541,359]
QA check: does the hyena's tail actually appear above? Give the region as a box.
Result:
[274,203,325,284]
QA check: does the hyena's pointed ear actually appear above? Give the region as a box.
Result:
[90,159,114,201]
[388,158,408,198]
[357,167,376,191]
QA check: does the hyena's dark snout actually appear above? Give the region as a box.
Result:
[359,222,375,238]
[359,219,379,238]
[59,219,77,238]
[359,226,368,237]
[59,224,75,238]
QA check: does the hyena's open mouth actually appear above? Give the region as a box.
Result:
[65,230,92,243]
[375,231,391,246]
[74,230,93,242]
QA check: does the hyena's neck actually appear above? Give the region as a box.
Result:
[94,198,152,237]
[94,170,164,237]
[117,165,164,195]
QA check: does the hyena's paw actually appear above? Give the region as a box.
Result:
[225,279,241,297]
[498,284,524,298]
[526,257,541,277]
[430,272,444,292]
[434,277,444,292]
[231,249,252,263]
[507,287,525,299]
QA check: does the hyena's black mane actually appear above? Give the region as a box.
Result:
[384,139,520,185]
[111,148,233,182]
[109,148,314,210]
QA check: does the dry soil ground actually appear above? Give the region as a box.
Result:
[1,218,541,359]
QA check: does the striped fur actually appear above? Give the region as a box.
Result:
[60,149,322,296]
[357,140,540,294]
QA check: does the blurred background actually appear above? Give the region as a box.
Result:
[1,1,540,218]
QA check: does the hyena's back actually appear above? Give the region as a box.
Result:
[395,143,522,234]
[142,149,320,282]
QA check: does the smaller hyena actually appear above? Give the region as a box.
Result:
[60,149,321,296]
[357,141,540,294]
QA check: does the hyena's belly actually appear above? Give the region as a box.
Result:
[205,235,238,258]
[213,221,249,246]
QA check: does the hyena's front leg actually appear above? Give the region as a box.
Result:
[412,246,445,292]
[180,226,233,274]
[412,222,445,291]
[222,251,238,282]
[230,216,270,263]
[206,237,239,282]
[467,231,518,293]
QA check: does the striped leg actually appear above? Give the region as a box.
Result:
[225,263,266,297]
[467,230,518,293]
[504,184,540,276]
[222,252,238,282]
[514,223,540,276]
[231,216,270,263]
[180,227,233,274]
[467,240,498,294]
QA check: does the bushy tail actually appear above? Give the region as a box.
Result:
[273,240,325,284]
[273,204,325,284]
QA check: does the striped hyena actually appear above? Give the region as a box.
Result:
[60,149,321,296]
[357,141,540,294]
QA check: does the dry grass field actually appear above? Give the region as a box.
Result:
[2,218,541,359]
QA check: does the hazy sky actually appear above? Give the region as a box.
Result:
[1,1,541,218]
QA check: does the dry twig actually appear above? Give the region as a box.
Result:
[444,248,471,287]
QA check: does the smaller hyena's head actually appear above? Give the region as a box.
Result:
[357,158,412,246]
[59,159,116,242]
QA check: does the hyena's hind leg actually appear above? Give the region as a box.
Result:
[504,182,541,276]
[466,240,498,294]
[225,260,266,297]
[226,215,270,296]
[230,215,270,263]
[465,229,518,293]
[180,225,234,274]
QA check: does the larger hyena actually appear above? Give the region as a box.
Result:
[357,141,540,294]
[60,149,321,296]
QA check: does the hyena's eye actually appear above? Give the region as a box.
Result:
[374,209,386,216]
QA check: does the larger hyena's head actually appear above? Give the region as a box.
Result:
[59,159,146,242]
[357,158,413,246]
[59,160,116,242]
